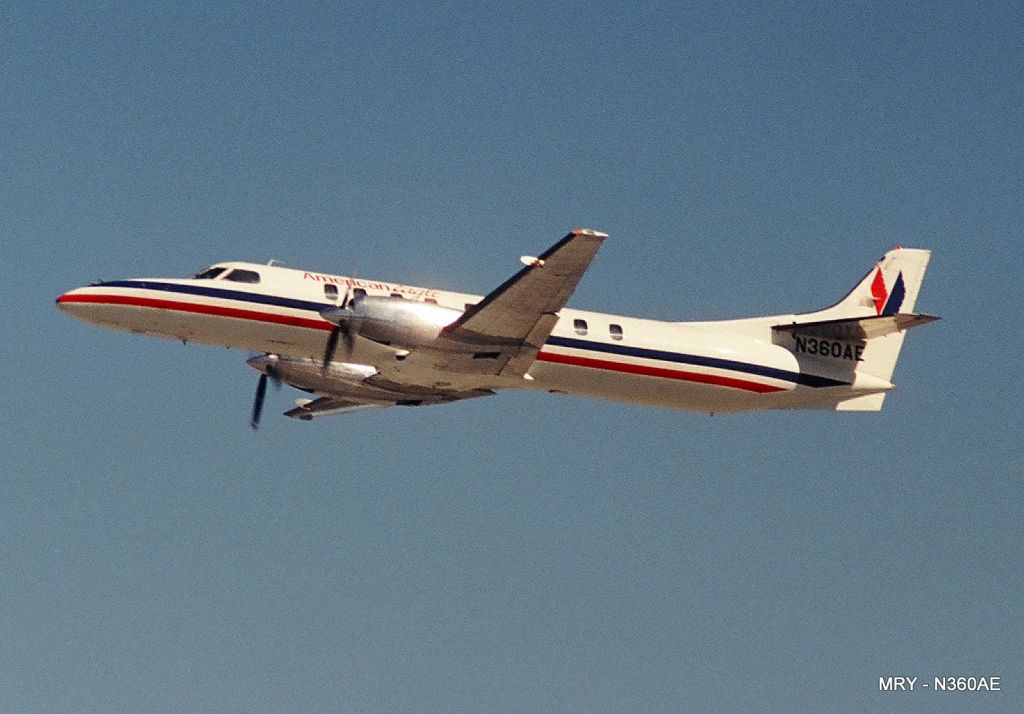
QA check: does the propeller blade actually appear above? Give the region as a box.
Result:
[322,326,342,373]
[342,319,356,353]
[250,373,268,430]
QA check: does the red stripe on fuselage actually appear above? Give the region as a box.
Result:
[535,351,786,393]
[59,292,786,393]
[56,293,334,332]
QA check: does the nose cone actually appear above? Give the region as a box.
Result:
[55,286,96,320]
[55,282,141,332]
[56,288,76,307]
[246,353,280,375]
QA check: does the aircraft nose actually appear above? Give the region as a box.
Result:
[55,287,90,317]
[55,284,126,329]
[56,289,73,307]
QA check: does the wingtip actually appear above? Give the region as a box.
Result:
[570,228,609,238]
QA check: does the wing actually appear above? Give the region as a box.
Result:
[284,397,392,420]
[283,390,493,421]
[374,229,608,387]
[445,228,609,345]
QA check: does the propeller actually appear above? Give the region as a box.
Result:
[322,318,358,371]
[322,283,360,373]
[249,354,281,430]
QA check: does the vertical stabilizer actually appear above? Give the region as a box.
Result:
[774,247,935,411]
[811,247,932,321]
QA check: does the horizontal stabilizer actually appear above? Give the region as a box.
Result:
[773,313,940,341]
[834,393,888,411]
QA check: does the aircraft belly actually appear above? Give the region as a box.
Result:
[165,312,324,356]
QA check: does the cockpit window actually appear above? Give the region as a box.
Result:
[223,269,261,283]
[194,267,226,280]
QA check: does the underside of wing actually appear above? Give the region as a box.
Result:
[284,397,392,420]
[283,388,494,420]
[247,354,495,422]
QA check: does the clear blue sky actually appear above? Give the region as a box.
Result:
[4,2,1021,711]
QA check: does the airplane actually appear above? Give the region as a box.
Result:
[56,229,938,427]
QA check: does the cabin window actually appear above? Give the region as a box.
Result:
[324,284,339,300]
[193,267,226,280]
[353,288,367,298]
[223,269,261,283]
[573,319,588,335]
[609,323,623,340]
[424,298,438,304]
[390,292,404,298]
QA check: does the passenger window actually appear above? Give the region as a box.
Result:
[224,269,261,283]
[424,298,438,304]
[390,292,404,298]
[609,324,623,340]
[574,319,588,335]
[353,288,367,298]
[324,284,339,300]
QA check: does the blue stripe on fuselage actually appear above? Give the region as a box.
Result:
[546,336,847,388]
[96,280,331,313]
[98,280,848,389]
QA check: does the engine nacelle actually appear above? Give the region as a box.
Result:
[248,354,411,401]
[321,296,463,349]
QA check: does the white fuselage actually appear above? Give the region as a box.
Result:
[57,261,875,414]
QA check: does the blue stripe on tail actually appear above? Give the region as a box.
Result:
[882,272,906,315]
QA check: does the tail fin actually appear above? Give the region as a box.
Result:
[811,247,932,320]
[773,247,937,411]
